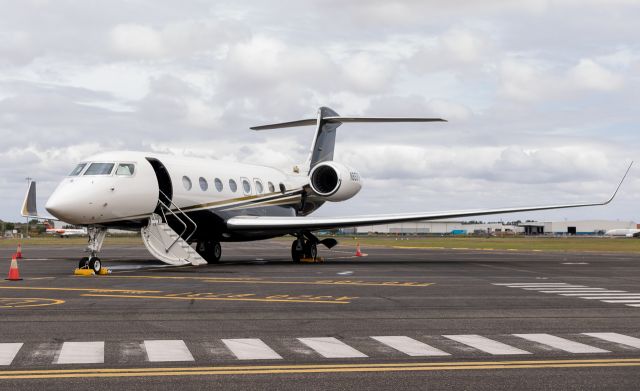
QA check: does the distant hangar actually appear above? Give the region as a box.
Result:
[347,219,637,236]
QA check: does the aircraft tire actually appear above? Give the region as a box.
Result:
[78,257,89,269]
[88,257,101,273]
[304,242,317,260]
[197,240,221,263]
[291,240,303,262]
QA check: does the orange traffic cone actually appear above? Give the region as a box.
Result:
[355,242,363,257]
[15,243,23,260]
[6,255,22,281]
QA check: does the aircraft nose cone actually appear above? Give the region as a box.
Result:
[45,193,78,223]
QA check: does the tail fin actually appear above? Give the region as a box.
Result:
[251,106,447,172]
[21,180,38,217]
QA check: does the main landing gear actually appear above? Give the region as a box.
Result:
[291,232,339,262]
[78,226,107,273]
[196,239,222,263]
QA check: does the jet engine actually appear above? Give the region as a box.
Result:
[308,161,362,202]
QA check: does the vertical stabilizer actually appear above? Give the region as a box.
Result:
[305,107,341,172]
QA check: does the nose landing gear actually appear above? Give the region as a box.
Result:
[78,226,107,273]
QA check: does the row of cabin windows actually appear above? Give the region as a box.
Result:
[182,175,276,195]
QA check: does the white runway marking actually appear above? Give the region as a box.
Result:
[581,296,640,300]
[560,292,628,296]
[513,334,609,353]
[222,339,282,360]
[520,286,587,289]
[443,335,530,355]
[298,337,368,358]
[583,333,640,349]
[493,283,577,286]
[627,304,640,307]
[144,340,194,362]
[55,342,104,364]
[0,343,23,365]
[601,299,640,303]
[535,289,610,293]
[371,336,450,357]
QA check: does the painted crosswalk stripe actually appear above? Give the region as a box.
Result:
[519,286,587,289]
[55,342,104,364]
[493,283,575,286]
[583,333,640,349]
[371,336,450,357]
[538,289,616,293]
[298,337,367,358]
[513,334,609,353]
[144,340,194,362]
[560,292,628,296]
[443,335,530,355]
[0,343,23,365]
[222,339,282,360]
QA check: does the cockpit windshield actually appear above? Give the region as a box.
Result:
[69,163,87,176]
[115,163,135,176]
[84,163,115,176]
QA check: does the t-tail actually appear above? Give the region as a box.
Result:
[251,106,447,173]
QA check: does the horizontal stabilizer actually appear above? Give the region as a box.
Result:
[251,116,446,130]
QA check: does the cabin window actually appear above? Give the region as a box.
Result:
[115,163,135,176]
[215,178,223,192]
[69,163,87,176]
[182,176,192,191]
[229,179,238,192]
[255,180,264,194]
[242,179,251,194]
[84,163,114,176]
[199,177,208,191]
[267,182,275,193]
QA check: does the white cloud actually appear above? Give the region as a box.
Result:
[569,58,623,91]
[109,24,166,59]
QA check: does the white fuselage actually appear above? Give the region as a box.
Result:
[45,151,306,227]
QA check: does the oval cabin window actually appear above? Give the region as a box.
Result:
[199,177,208,191]
[215,178,223,192]
[229,179,238,192]
[182,176,192,191]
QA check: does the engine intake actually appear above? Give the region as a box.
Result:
[309,161,362,202]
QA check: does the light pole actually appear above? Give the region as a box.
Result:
[25,177,32,239]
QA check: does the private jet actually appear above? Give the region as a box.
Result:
[21,107,632,273]
[43,221,87,238]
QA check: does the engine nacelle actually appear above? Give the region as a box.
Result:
[309,161,362,202]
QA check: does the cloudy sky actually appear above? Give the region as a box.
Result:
[1,0,639,223]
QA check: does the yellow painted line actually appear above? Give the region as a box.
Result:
[0,358,639,379]
[81,293,351,304]
[0,297,65,308]
[104,275,430,287]
[0,286,162,294]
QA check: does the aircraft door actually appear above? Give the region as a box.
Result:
[146,157,173,208]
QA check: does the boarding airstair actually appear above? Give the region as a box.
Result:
[141,192,206,266]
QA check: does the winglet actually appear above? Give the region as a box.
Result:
[21,180,38,217]
[603,161,633,205]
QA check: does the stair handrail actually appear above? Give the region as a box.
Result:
[156,190,199,250]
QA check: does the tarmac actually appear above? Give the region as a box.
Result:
[0,240,640,390]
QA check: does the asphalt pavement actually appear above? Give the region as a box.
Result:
[0,239,639,390]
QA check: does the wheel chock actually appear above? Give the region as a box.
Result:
[98,267,111,275]
[74,268,95,276]
[300,257,324,263]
